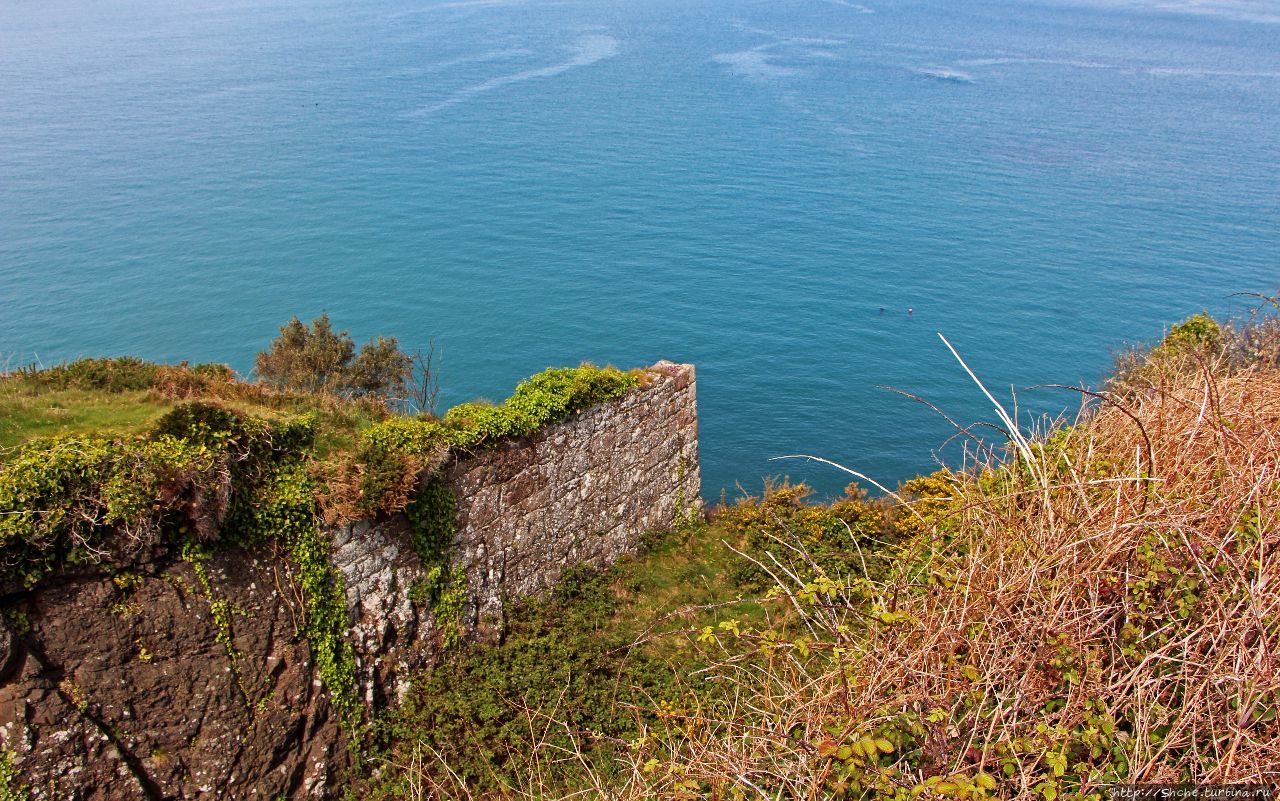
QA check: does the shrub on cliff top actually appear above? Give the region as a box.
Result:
[2,357,237,396]
[255,313,412,400]
[0,403,314,585]
[0,434,216,585]
[1108,304,1280,397]
[717,480,898,590]
[5,356,161,393]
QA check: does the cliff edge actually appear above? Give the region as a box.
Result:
[0,361,699,799]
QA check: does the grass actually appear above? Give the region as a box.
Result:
[370,307,1280,799]
[359,519,768,799]
[0,386,172,449]
[0,359,389,458]
[613,524,767,626]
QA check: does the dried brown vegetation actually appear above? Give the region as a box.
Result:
[619,332,1279,798]
[390,312,1280,799]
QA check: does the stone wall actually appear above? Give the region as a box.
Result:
[335,360,701,709]
[0,361,700,799]
[449,359,701,638]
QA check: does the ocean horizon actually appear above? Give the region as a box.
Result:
[2,0,1277,499]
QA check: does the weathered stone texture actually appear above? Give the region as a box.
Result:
[0,551,345,799]
[329,516,433,712]
[0,361,699,798]
[446,361,701,636]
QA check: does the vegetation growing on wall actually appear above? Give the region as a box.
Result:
[317,364,641,522]
[0,351,645,742]
[358,307,1280,799]
[404,474,469,649]
[19,304,1278,796]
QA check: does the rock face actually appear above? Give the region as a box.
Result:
[0,362,700,798]
[0,551,345,800]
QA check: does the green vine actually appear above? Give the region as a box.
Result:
[291,520,361,730]
[405,474,469,649]
[181,540,252,704]
[0,749,29,801]
[404,474,455,571]
[233,461,361,731]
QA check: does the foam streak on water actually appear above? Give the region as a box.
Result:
[1,0,1278,499]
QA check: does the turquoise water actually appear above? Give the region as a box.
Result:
[2,0,1278,498]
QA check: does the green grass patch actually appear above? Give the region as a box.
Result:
[0,387,173,450]
[359,520,772,798]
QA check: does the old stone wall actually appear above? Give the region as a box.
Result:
[448,360,700,638]
[336,361,701,708]
[0,361,700,799]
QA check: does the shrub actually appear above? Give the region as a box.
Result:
[717,480,897,590]
[1160,311,1221,354]
[1108,301,1278,396]
[345,336,412,398]
[254,314,411,400]
[0,402,315,585]
[3,357,159,393]
[0,434,215,584]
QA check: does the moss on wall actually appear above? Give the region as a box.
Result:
[0,363,642,737]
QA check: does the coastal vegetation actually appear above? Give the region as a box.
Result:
[358,303,1280,797]
[0,320,641,743]
[3,303,1278,797]
[254,313,414,400]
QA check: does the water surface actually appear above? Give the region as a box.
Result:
[2,0,1277,497]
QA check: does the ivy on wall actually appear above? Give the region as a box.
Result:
[0,363,643,734]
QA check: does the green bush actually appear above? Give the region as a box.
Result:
[255,314,411,400]
[443,365,640,446]
[718,481,896,590]
[1161,312,1222,354]
[362,364,637,458]
[153,401,244,446]
[2,357,237,396]
[0,434,216,585]
[0,401,317,585]
[5,357,161,393]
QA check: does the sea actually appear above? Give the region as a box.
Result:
[1,0,1277,499]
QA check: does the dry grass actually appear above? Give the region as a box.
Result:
[599,346,1280,798]
[386,316,1280,799]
